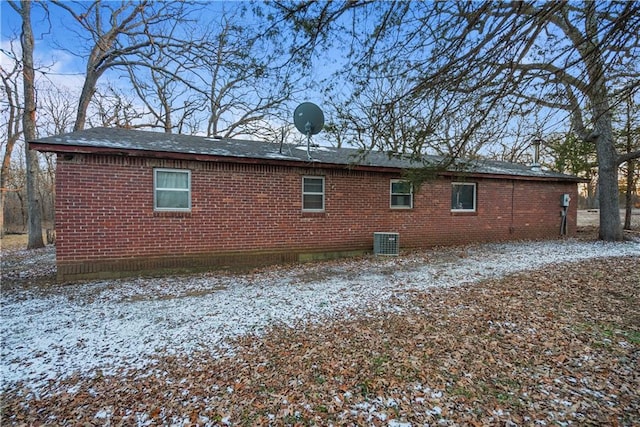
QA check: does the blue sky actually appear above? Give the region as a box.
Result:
[1,1,238,77]
[4,1,634,158]
[0,0,561,151]
[1,1,332,142]
[2,1,76,70]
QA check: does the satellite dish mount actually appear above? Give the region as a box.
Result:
[293,102,324,160]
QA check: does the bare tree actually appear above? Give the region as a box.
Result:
[38,86,77,136]
[0,42,23,237]
[276,1,640,241]
[8,0,44,248]
[4,157,27,232]
[124,54,204,134]
[194,13,297,139]
[1,41,73,237]
[50,0,202,131]
[37,86,79,228]
[323,60,516,162]
[618,90,640,229]
[87,85,147,129]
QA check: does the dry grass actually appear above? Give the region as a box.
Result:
[577,209,640,228]
[0,234,30,250]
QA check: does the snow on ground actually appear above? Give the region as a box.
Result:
[1,239,639,392]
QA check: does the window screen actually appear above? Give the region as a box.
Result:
[391,180,413,208]
[154,169,191,211]
[302,176,325,211]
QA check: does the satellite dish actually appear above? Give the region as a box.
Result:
[293,102,324,159]
[294,102,324,136]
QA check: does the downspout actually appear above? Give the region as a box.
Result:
[510,180,515,234]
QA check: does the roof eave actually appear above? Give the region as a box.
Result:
[29,141,585,183]
[440,171,588,183]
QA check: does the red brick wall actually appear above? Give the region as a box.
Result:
[55,154,578,281]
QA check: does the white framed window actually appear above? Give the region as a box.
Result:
[451,182,476,212]
[154,168,191,211]
[390,180,413,209]
[302,176,325,211]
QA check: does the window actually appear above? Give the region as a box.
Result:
[451,182,476,212]
[390,180,413,208]
[154,169,191,211]
[302,176,325,211]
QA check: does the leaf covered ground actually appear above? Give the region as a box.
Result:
[2,255,638,426]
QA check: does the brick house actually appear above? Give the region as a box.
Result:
[30,127,582,282]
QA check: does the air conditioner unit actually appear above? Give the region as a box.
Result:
[373,232,399,256]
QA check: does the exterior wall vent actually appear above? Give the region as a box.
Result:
[373,232,399,256]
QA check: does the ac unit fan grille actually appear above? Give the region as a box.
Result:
[373,232,399,256]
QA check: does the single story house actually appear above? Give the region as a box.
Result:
[30,127,582,282]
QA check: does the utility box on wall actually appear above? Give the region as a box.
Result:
[374,232,400,256]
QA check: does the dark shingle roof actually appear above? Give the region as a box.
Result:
[30,127,582,181]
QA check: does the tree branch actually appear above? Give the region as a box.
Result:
[618,150,640,165]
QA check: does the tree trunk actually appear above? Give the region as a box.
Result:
[73,72,98,131]
[1,70,21,238]
[0,141,15,238]
[624,160,635,230]
[0,185,5,238]
[20,0,44,249]
[623,91,636,231]
[587,180,598,209]
[595,132,623,241]
[582,0,623,242]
